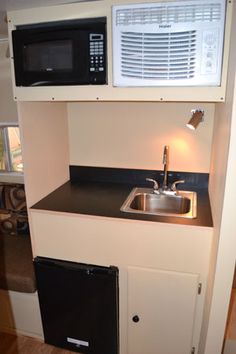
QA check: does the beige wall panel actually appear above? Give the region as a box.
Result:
[209,109,232,225]
[0,41,17,122]
[202,77,236,352]
[18,102,69,207]
[68,102,214,172]
[200,2,236,353]
[9,86,228,103]
[202,80,236,354]
[8,291,43,339]
[30,210,212,276]
[7,0,232,102]
[0,290,43,339]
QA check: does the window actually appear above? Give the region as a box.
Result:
[0,125,23,173]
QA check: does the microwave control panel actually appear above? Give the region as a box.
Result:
[89,33,105,77]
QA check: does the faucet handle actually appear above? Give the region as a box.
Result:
[171,180,185,192]
[146,178,159,191]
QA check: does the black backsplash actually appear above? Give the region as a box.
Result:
[70,166,209,190]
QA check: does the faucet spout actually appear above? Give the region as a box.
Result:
[162,145,169,190]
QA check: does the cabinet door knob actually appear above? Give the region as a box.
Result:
[132,315,140,323]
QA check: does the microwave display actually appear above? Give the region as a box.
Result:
[12,17,107,86]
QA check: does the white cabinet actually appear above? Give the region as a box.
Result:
[127,267,199,354]
[30,210,212,354]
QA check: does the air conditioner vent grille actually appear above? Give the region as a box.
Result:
[116,3,221,26]
[120,31,197,80]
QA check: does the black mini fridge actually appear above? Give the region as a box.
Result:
[34,257,119,354]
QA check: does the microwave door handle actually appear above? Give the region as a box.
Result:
[31,81,55,86]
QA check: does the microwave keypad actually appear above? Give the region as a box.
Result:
[89,34,105,73]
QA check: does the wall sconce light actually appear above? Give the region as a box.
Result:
[186,109,204,130]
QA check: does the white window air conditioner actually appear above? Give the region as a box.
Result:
[112,0,226,87]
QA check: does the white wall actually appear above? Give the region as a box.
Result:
[203,72,236,354]
[0,40,23,183]
[200,3,236,353]
[0,41,17,122]
[68,102,215,173]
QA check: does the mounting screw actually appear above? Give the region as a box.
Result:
[132,315,140,323]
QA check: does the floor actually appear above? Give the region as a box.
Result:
[223,289,236,354]
[0,332,78,354]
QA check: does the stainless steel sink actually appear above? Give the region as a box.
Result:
[120,188,197,218]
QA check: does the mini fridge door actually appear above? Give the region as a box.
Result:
[34,257,119,354]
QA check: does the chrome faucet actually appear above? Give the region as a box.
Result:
[146,145,186,195]
[162,145,169,191]
[146,178,160,194]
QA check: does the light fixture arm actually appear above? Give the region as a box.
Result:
[186,109,204,130]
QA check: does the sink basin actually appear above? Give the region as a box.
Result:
[121,188,197,218]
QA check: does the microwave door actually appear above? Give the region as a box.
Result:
[12,30,88,86]
[24,39,74,86]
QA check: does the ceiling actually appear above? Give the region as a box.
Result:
[0,0,90,38]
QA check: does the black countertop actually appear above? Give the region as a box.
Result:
[31,179,213,228]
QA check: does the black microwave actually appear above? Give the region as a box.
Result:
[12,17,107,87]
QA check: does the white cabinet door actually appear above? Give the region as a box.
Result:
[127,267,199,354]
